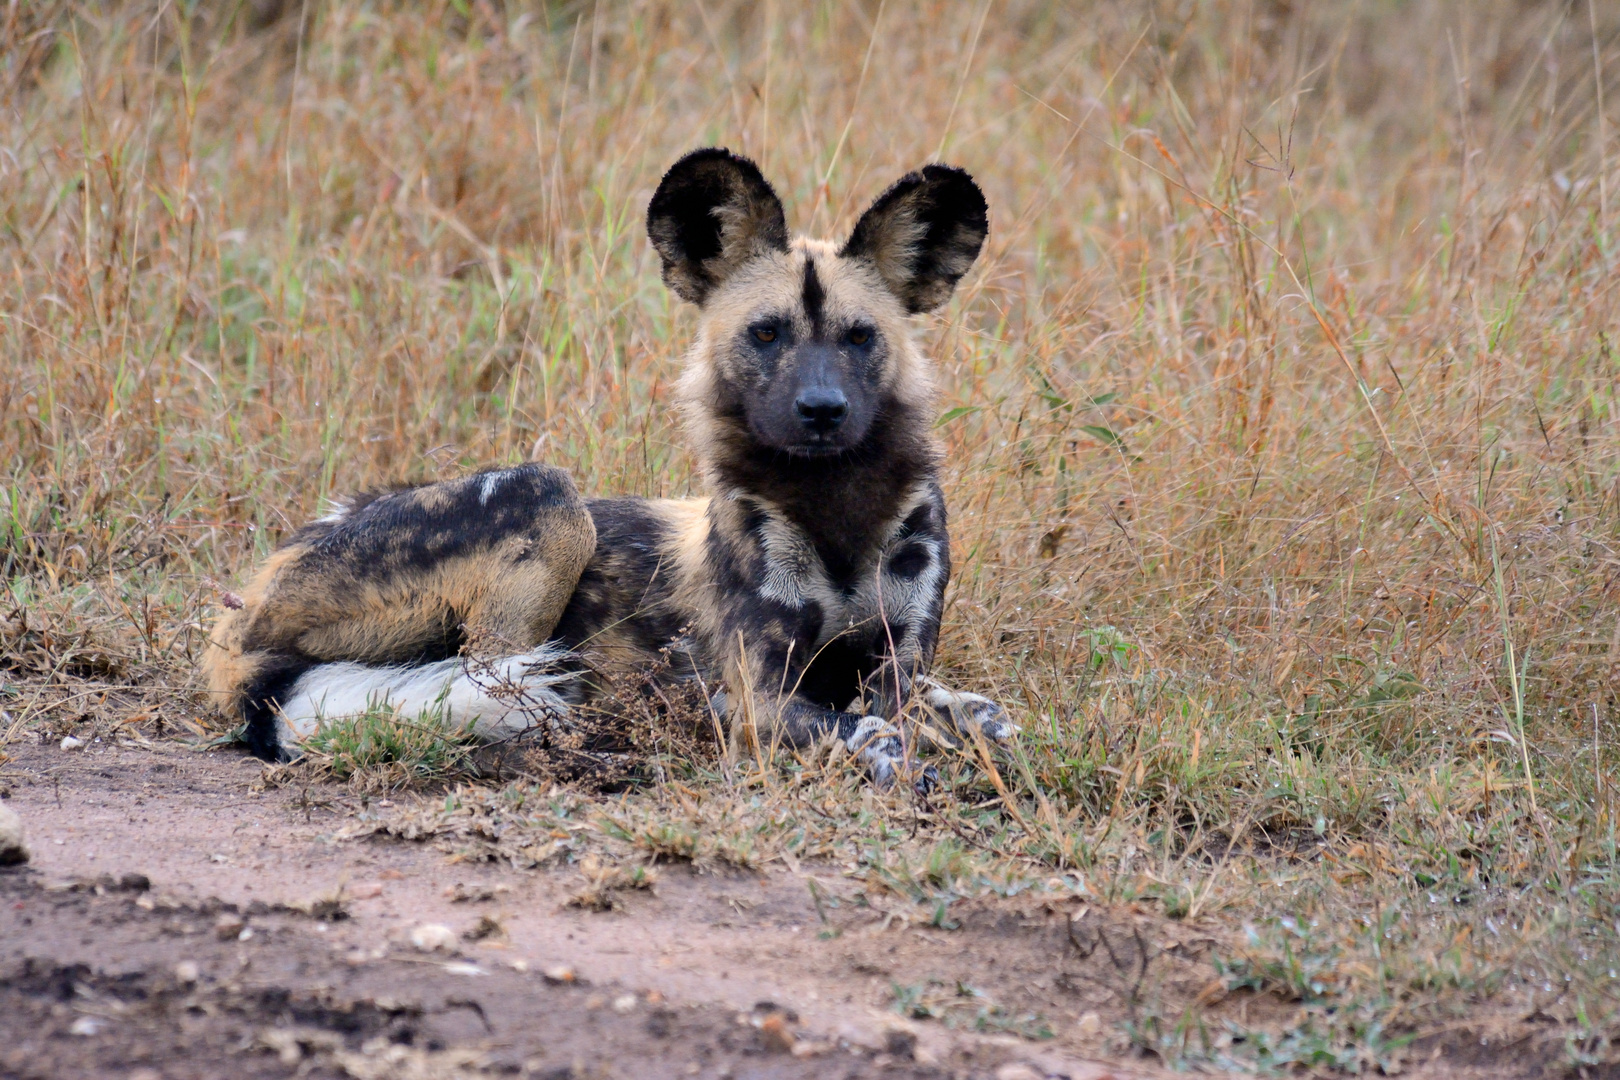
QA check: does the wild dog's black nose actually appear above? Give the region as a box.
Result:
[795,387,848,431]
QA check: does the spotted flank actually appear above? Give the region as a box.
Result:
[204,148,1008,791]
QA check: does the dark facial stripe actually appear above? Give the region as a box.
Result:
[802,256,826,337]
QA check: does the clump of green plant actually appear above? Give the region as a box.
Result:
[1125,915,1414,1072]
[301,700,481,792]
[1126,1004,1412,1076]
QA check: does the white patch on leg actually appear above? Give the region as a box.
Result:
[273,644,576,758]
[919,678,1017,744]
[873,537,945,629]
[752,508,830,611]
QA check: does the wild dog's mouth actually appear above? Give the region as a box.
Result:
[782,441,849,458]
[759,427,869,459]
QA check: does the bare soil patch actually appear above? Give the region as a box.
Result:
[0,740,1573,1079]
[1,740,1160,1079]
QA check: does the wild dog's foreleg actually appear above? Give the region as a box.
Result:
[707,491,951,790]
[859,490,1015,748]
[737,692,925,792]
[722,626,931,790]
[205,464,595,760]
[704,550,929,787]
[845,488,948,724]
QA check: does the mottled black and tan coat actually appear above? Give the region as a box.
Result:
[205,149,1012,787]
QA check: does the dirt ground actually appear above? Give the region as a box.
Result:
[0,739,1570,1080]
[0,738,1178,1080]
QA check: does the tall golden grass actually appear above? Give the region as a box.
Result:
[5,1,1620,1068]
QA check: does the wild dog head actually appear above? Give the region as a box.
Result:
[648,148,988,464]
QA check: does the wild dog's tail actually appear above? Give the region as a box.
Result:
[219,646,577,763]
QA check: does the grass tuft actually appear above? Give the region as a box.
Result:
[300,703,481,792]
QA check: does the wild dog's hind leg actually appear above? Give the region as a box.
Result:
[204,464,596,760]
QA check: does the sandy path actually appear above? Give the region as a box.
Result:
[1,739,1168,1079]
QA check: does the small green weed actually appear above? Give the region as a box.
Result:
[891,979,1053,1040]
[1126,1005,1412,1075]
[302,701,480,791]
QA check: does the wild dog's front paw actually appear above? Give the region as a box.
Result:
[923,684,1018,746]
[844,716,901,787]
[843,716,933,792]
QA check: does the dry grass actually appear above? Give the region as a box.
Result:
[5,0,1620,1071]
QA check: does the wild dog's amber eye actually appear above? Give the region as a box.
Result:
[848,328,870,345]
[752,327,777,343]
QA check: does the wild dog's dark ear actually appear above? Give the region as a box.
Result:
[840,164,988,314]
[647,148,790,306]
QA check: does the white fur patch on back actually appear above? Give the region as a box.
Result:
[273,644,576,757]
[478,469,510,505]
[315,498,352,525]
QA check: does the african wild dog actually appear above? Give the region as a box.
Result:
[203,148,1014,788]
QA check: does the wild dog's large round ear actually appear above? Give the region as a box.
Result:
[647,148,790,306]
[839,165,988,314]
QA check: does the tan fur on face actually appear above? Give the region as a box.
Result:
[676,239,939,484]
